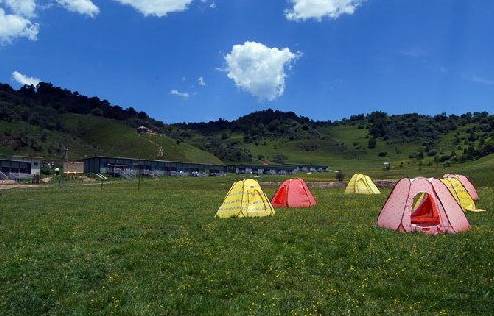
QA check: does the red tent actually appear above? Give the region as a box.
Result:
[271,178,316,208]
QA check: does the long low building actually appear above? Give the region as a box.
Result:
[0,157,41,180]
[83,156,328,177]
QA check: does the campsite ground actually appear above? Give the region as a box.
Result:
[1,175,493,314]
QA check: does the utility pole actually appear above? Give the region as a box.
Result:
[138,168,142,191]
[136,163,143,191]
[64,147,69,162]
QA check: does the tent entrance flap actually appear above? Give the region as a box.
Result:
[411,193,440,226]
[272,185,289,206]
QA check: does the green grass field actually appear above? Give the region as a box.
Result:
[1,175,493,315]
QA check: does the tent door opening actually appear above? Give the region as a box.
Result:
[411,193,441,226]
[272,185,288,206]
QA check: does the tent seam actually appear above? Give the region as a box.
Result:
[432,180,455,233]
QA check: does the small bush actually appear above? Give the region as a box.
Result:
[426,149,437,157]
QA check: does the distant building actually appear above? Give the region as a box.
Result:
[63,161,85,175]
[83,156,228,177]
[83,156,328,177]
[137,126,156,135]
[0,157,41,180]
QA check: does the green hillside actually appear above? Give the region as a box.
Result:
[60,114,222,163]
[2,82,494,173]
[244,124,421,169]
[0,113,221,164]
[0,83,221,164]
[170,110,494,174]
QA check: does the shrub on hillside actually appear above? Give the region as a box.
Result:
[272,153,287,164]
[368,137,377,149]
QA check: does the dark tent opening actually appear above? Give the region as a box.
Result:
[411,193,441,226]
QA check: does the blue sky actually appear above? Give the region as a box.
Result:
[1,0,493,123]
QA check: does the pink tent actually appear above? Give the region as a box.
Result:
[377,177,470,235]
[444,174,479,201]
[271,178,316,208]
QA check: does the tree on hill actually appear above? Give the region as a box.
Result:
[368,137,377,149]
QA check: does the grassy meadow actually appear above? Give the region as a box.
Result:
[1,175,493,315]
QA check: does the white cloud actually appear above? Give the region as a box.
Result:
[0,0,36,17]
[470,75,494,86]
[0,0,99,45]
[200,0,215,8]
[55,0,100,17]
[113,0,193,17]
[286,0,364,21]
[12,70,41,86]
[170,89,190,98]
[0,8,39,43]
[224,41,300,101]
[198,76,206,86]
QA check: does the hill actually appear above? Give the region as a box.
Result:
[168,110,494,171]
[0,83,221,164]
[2,82,494,173]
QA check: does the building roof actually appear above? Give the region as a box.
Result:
[0,156,43,162]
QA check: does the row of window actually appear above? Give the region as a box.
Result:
[84,158,328,174]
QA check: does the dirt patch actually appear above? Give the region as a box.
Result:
[0,180,17,185]
[0,184,45,190]
[373,179,400,188]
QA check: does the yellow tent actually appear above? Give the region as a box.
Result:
[441,178,486,212]
[345,174,381,194]
[216,179,275,218]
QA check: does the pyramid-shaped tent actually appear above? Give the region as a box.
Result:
[216,179,275,218]
[345,174,380,194]
[377,177,470,234]
[441,177,485,212]
[444,174,479,201]
[271,178,316,208]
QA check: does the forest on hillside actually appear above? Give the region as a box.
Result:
[1,82,494,165]
[0,83,168,158]
[171,109,494,165]
[346,111,494,163]
[0,83,164,131]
